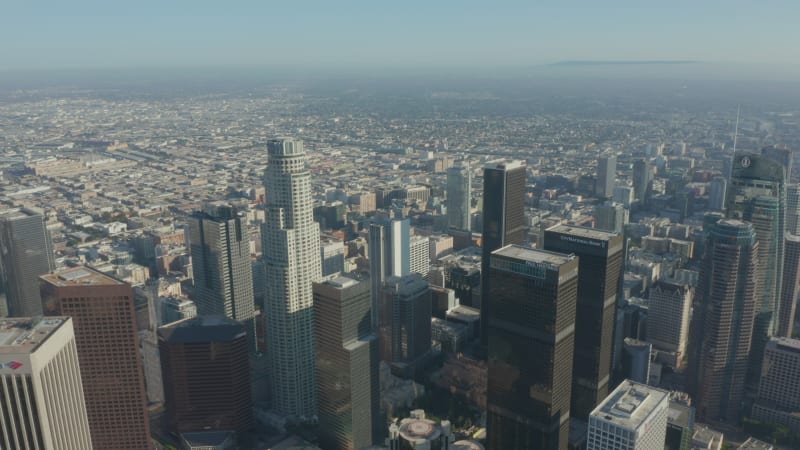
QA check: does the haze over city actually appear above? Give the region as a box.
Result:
[1,2,799,450]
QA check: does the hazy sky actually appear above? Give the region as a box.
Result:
[2,1,799,71]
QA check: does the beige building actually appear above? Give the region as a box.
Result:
[0,317,93,449]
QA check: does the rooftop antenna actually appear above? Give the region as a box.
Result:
[728,105,741,184]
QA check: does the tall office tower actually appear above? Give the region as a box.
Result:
[692,219,758,423]
[188,204,256,348]
[378,274,432,377]
[647,281,693,369]
[787,184,800,234]
[761,145,793,181]
[447,164,472,231]
[613,185,635,209]
[596,154,617,198]
[313,275,380,450]
[0,317,92,450]
[40,266,152,449]
[369,217,410,327]
[320,238,345,276]
[751,337,800,435]
[726,152,786,387]
[0,208,55,317]
[480,159,526,347]
[586,380,669,450]
[409,234,430,277]
[594,201,627,232]
[158,317,253,439]
[622,338,652,384]
[486,245,578,450]
[262,138,322,419]
[708,176,728,211]
[777,235,800,337]
[543,225,624,420]
[633,159,652,204]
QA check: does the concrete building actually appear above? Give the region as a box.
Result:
[777,234,800,337]
[587,380,669,450]
[692,218,758,423]
[708,176,727,211]
[665,393,695,450]
[543,225,624,420]
[596,154,617,199]
[647,280,692,369]
[188,203,256,349]
[751,337,800,435]
[633,159,652,204]
[320,238,346,276]
[369,217,411,328]
[429,234,454,262]
[158,316,252,440]
[594,201,628,233]
[614,185,635,209]
[487,245,578,450]
[410,235,431,278]
[0,317,92,450]
[481,159,526,347]
[386,409,454,450]
[40,266,153,449]
[622,338,652,384]
[786,184,800,234]
[262,138,323,419]
[447,164,472,231]
[313,275,380,450]
[0,207,55,317]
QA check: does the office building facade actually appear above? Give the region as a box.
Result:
[647,281,692,369]
[480,159,526,347]
[40,266,152,449]
[777,235,800,337]
[447,164,472,231]
[594,201,627,233]
[543,225,624,419]
[0,317,92,450]
[0,208,55,317]
[587,380,669,450]
[751,337,800,435]
[369,217,410,328]
[633,159,652,204]
[486,245,578,450]
[188,204,256,348]
[158,316,252,437]
[692,219,758,423]
[313,275,380,450]
[378,274,431,377]
[596,154,617,199]
[262,138,323,419]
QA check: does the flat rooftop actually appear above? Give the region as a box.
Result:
[547,224,620,241]
[738,437,774,450]
[0,207,39,221]
[158,316,245,344]
[591,380,669,431]
[769,336,800,354]
[40,266,124,287]
[323,274,360,289]
[485,159,525,171]
[0,317,68,355]
[493,244,575,266]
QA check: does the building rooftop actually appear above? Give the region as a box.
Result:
[738,437,773,450]
[0,317,68,355]
[493,244,575,267]
[590,380,669,431]
[546,223,621,241]
[0,207,41,221]
[770,336,800,354]
[485,159,525,171]
[322,274,360,289]
[40,265,124,287]
[158,316,246,344]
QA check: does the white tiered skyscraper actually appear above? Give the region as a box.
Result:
[262,138,322,419]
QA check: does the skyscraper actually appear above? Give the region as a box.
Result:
[543,225,624,419]
[726,152,786,387]
[481,159,526,347]
[409,234,430,278]
[0,316,93,450]
[262,138,322,419]
[761,145,793,181]
[0,208,55,317]
[786,184,800,235]
[378,273,432,377]
[40,266,153,450]
[647,280,693,369]
[369,217,410,328]
[313,275,380,450]
[158,316,253,439]
[708,176,727,211]
[188,203,256,349]
[447,164,472,231]
[751,337,800,435]
[596,154,617,199]
[692,219,758,423]
[633,159,652,204]
[486,245,577,450]
[777,235,800,337]
[594,201,627,233]
[587,381,669,450]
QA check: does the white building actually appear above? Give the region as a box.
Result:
[262,138,322,419]
[0,317,93,449]
[410,234,431,278]
[587,380,669,450]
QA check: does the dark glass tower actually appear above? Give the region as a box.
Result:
[313,275,380,450]
[543,224,624,419]
[486,245,578,450]
[726,152,786,388]
[480,160,527,347]
[692,218,758,423]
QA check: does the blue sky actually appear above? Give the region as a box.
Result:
[2,1,799,70]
